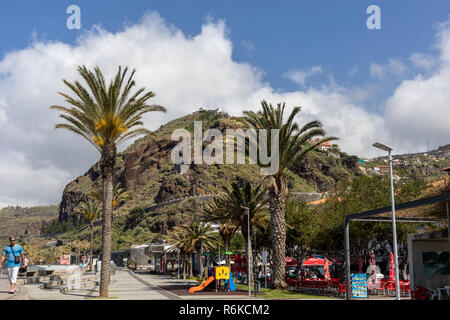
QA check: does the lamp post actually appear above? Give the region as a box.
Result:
[241,205,251,296]
[373,142,400,300]
[177,249,180,279]
[200,222,203,280]
[253,226,257,296]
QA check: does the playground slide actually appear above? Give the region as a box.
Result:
[224,273,236,292]
[228,273,236,292]
[189,276,215,293]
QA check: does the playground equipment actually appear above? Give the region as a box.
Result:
[189,266,236,293]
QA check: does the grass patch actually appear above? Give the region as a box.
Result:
[230,283,336,299]
[235,283,270,293]
[259,289,337,299]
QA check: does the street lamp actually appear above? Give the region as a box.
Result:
[241,205,251,296]
[200,221,204,280]
[373,142,401,300]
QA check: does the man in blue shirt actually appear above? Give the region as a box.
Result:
[0,237,26,294]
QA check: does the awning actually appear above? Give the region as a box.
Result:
[302,257,326,266]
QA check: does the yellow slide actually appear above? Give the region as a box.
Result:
[189,276,215,293]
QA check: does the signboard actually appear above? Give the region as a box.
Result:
[262,250,267,265]
[351,273,368,298]
[60,254,70,265]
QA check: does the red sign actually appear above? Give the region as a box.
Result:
[60,255,70,265]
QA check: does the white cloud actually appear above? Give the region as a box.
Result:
[241,40,255,58]
[384,21,450,153]
[409,53,437,70]
[348,65,359,77]
[370,59,407,79]
[0,12,449,206]
[283,66,323,85]
[0,151,71,206]
[370,62,386,78]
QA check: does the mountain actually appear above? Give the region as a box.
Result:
[364,144,450,181]
[0,205,59,248]
[55,109,360,237]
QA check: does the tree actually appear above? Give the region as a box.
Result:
[203,198,238,269]
[165,225,193,279]
[203,181,268,285]
[89,183,133,220]
[313,175,429,274]
[51,65,166,296]
[76,200,101,271]
[72,239,90,264]
[285,198,318,266]
[186,221,218,278]
[243,100,337,288]
[165,221,218,279]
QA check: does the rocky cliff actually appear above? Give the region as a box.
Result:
[57,109,358,226]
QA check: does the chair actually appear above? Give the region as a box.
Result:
[426,287,439,300]
[411,286,430,300]
[385,281,396,296]
[443,286,450,300]
[337,283,346,298]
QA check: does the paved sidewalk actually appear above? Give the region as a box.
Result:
[134,273,258,300]
[90,270,172,300]
[4,270,403,300]
[0,274,30,300]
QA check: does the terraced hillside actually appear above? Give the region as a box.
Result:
[0,205,59,247]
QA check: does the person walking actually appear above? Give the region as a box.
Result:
[0,237,26,294]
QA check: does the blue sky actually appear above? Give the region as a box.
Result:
[1,1,450,206]
[1,0,449,94]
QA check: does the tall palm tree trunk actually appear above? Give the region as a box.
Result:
[182,253,186,279]
[224,240,231,269]
[99,143,115,297]
[189,255,193,278]
[269,184,287,289]
[89,222,94,272]
[198,252,202,278]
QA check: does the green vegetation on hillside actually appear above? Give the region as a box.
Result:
[0,205,59,247]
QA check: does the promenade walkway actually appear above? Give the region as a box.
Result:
[0,275,30,300]
[2,270,400,300]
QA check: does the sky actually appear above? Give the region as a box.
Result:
[0,1,449,206]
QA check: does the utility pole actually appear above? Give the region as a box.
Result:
[373,142,400,300]
[241,206,251,296]
[254,227,257,297]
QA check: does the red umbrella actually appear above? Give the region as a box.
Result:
[302,257,326,266]
[285,257,297,267]
[388,252,395,281]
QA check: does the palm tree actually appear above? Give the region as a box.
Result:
[203,182,268,285]
[76,200,101,271]
[165,222,217,279]
[188,221,218,279]
[203,199,238,269]
[165,226,192,279]
[89,183,132,220]
[51,65,166,296]
[218,223,237,269]
[243,100,337,288]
